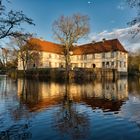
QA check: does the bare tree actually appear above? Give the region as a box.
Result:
[0,47,9,67]
[52,13,90,79]
[0,44,18,71]
[14,34,41,73]
[128,48,140,75]
[0,0,34,40]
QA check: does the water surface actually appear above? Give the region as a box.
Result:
[0,76,140,140]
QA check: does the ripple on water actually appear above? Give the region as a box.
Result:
[0,77,140,140]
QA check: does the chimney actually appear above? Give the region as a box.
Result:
[39,37,44,41]
[92,40,96,44]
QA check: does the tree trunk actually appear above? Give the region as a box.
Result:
[22,60,26,76]
[65,48,71,80]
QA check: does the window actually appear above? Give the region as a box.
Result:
[49,54,51,58]
[84,63,87,68]
[73,63,78,68]
[74,56,76,60]
[77,55,79,60]
[124,62,126,67]
[81,63,84,67]
[106,62,109,65]
[111,52,115,58]
[102,53,105,58]
[55,54,58,58]
[120,84,122,90]
[55,62,57,67]
[49,62,51,67]
[84,55,87,60]
[77,55,81,60]
[80,55,83,60]
[92,54,95,59]
[120,62,122,67]
[111,62,114,66]
[102,62,105,67]
[60,63,64,68]
[33,63,35,68]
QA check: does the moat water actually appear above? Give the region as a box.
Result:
[0,76,140,140]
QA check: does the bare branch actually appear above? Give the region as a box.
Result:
[52,13,89,49]
[126,0,140,36]
[0,1,35,39]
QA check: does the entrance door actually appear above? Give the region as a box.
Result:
[92,64,96,68]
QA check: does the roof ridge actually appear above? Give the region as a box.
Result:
[77,38,119,47]
[30,38,62,46]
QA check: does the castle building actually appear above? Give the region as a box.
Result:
[18,38,128,73]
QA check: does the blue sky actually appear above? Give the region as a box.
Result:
[4,0,140,50]
[6,0,135,39]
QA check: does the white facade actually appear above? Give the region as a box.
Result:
[18,50,128,72]
[70,51,128,72]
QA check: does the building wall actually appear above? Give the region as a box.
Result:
[70,51,128,72]
[41,52,65,68]
[18,51,65,70]
[18,50,128,73]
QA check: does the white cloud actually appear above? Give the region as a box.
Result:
[89,25,140,51]
[117,2,126,10]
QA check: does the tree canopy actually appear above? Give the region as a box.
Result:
[52,13,90,50]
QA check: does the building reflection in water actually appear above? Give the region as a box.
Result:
[1,76,140,139]
[17,78,128,113]
[16,78,129,139]
[17,79,65,112]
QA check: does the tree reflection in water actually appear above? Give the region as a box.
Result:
[2,75,140,140]
[54,80,90,140]
[16,77,129,139]
[128,77,140,95]
[19,79,43,112]
[0,123,32,140]
[0,78,32,140]
[18,78,90,139]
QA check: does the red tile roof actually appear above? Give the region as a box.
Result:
[28,38,64,54]
[72,39,128,55]
[28,38,127,55]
